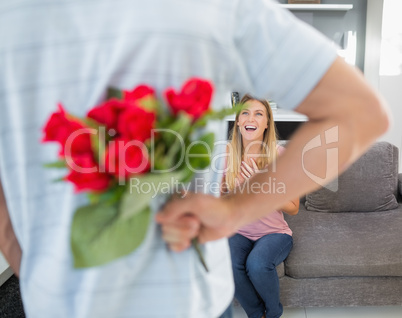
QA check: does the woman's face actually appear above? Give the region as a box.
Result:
[237,99,268,142]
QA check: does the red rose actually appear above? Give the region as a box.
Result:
[87,98,127,131]
[65,130,93,157]
[164,78,213,120]
[118,105,156,142]
[123,85,155,102]
[65,153,111,192]
[104,138,150,180]
[42,103,76,144]
[42,103,92,156]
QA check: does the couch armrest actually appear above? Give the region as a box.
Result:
[399,173,402,197]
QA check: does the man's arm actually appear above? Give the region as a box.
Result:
[157,57,391,248]
[227,56,391,228]
[0,177,22,276]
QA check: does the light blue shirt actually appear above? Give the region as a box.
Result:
[0,0,336,317]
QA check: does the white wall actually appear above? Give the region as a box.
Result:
[366,0,402,171]
[0,252,12,286]
[378,0,402,172]
[0,252,8,273]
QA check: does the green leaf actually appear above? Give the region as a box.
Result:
[44,160,67,169]
[159,112,192,146]
[87,193,101,205]
[71,202,151,268]
[162,112,192,169]
[200,132,215,150]
[192,238,209,272]
[82,117,104,130]
[120,169,191,220]
[89,128,106,163]
[155,114,175,130]
[65,112,91,128]
[150,143,168,171]
[69,118,109,163]
[137,96,160,112]
[51,177,65,183]
[187,132,215,170]
[87,185,125,205]
[107,87,123,100]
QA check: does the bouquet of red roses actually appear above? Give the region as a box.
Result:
[42,78,236,269]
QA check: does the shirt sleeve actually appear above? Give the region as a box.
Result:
[232,0,338,110]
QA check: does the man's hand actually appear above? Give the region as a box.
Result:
[159,214,200,252]
[156,193,238,249]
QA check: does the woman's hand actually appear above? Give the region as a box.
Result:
[240,159,260,180]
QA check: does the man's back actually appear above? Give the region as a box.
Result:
[0,0,336,316]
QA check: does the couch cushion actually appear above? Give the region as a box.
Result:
[277,262,285,278]
[305,142,399,212]
[284,205,402,278]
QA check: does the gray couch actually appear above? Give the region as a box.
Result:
[278,141,402,307]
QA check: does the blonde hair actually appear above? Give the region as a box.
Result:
[225,94,278,191]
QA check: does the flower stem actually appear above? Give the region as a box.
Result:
[192,238,209,272]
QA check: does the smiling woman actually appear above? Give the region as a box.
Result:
[221,94,299,318]
[237,100,268,142]
[225,94,278,191]
[228,92,306,141]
